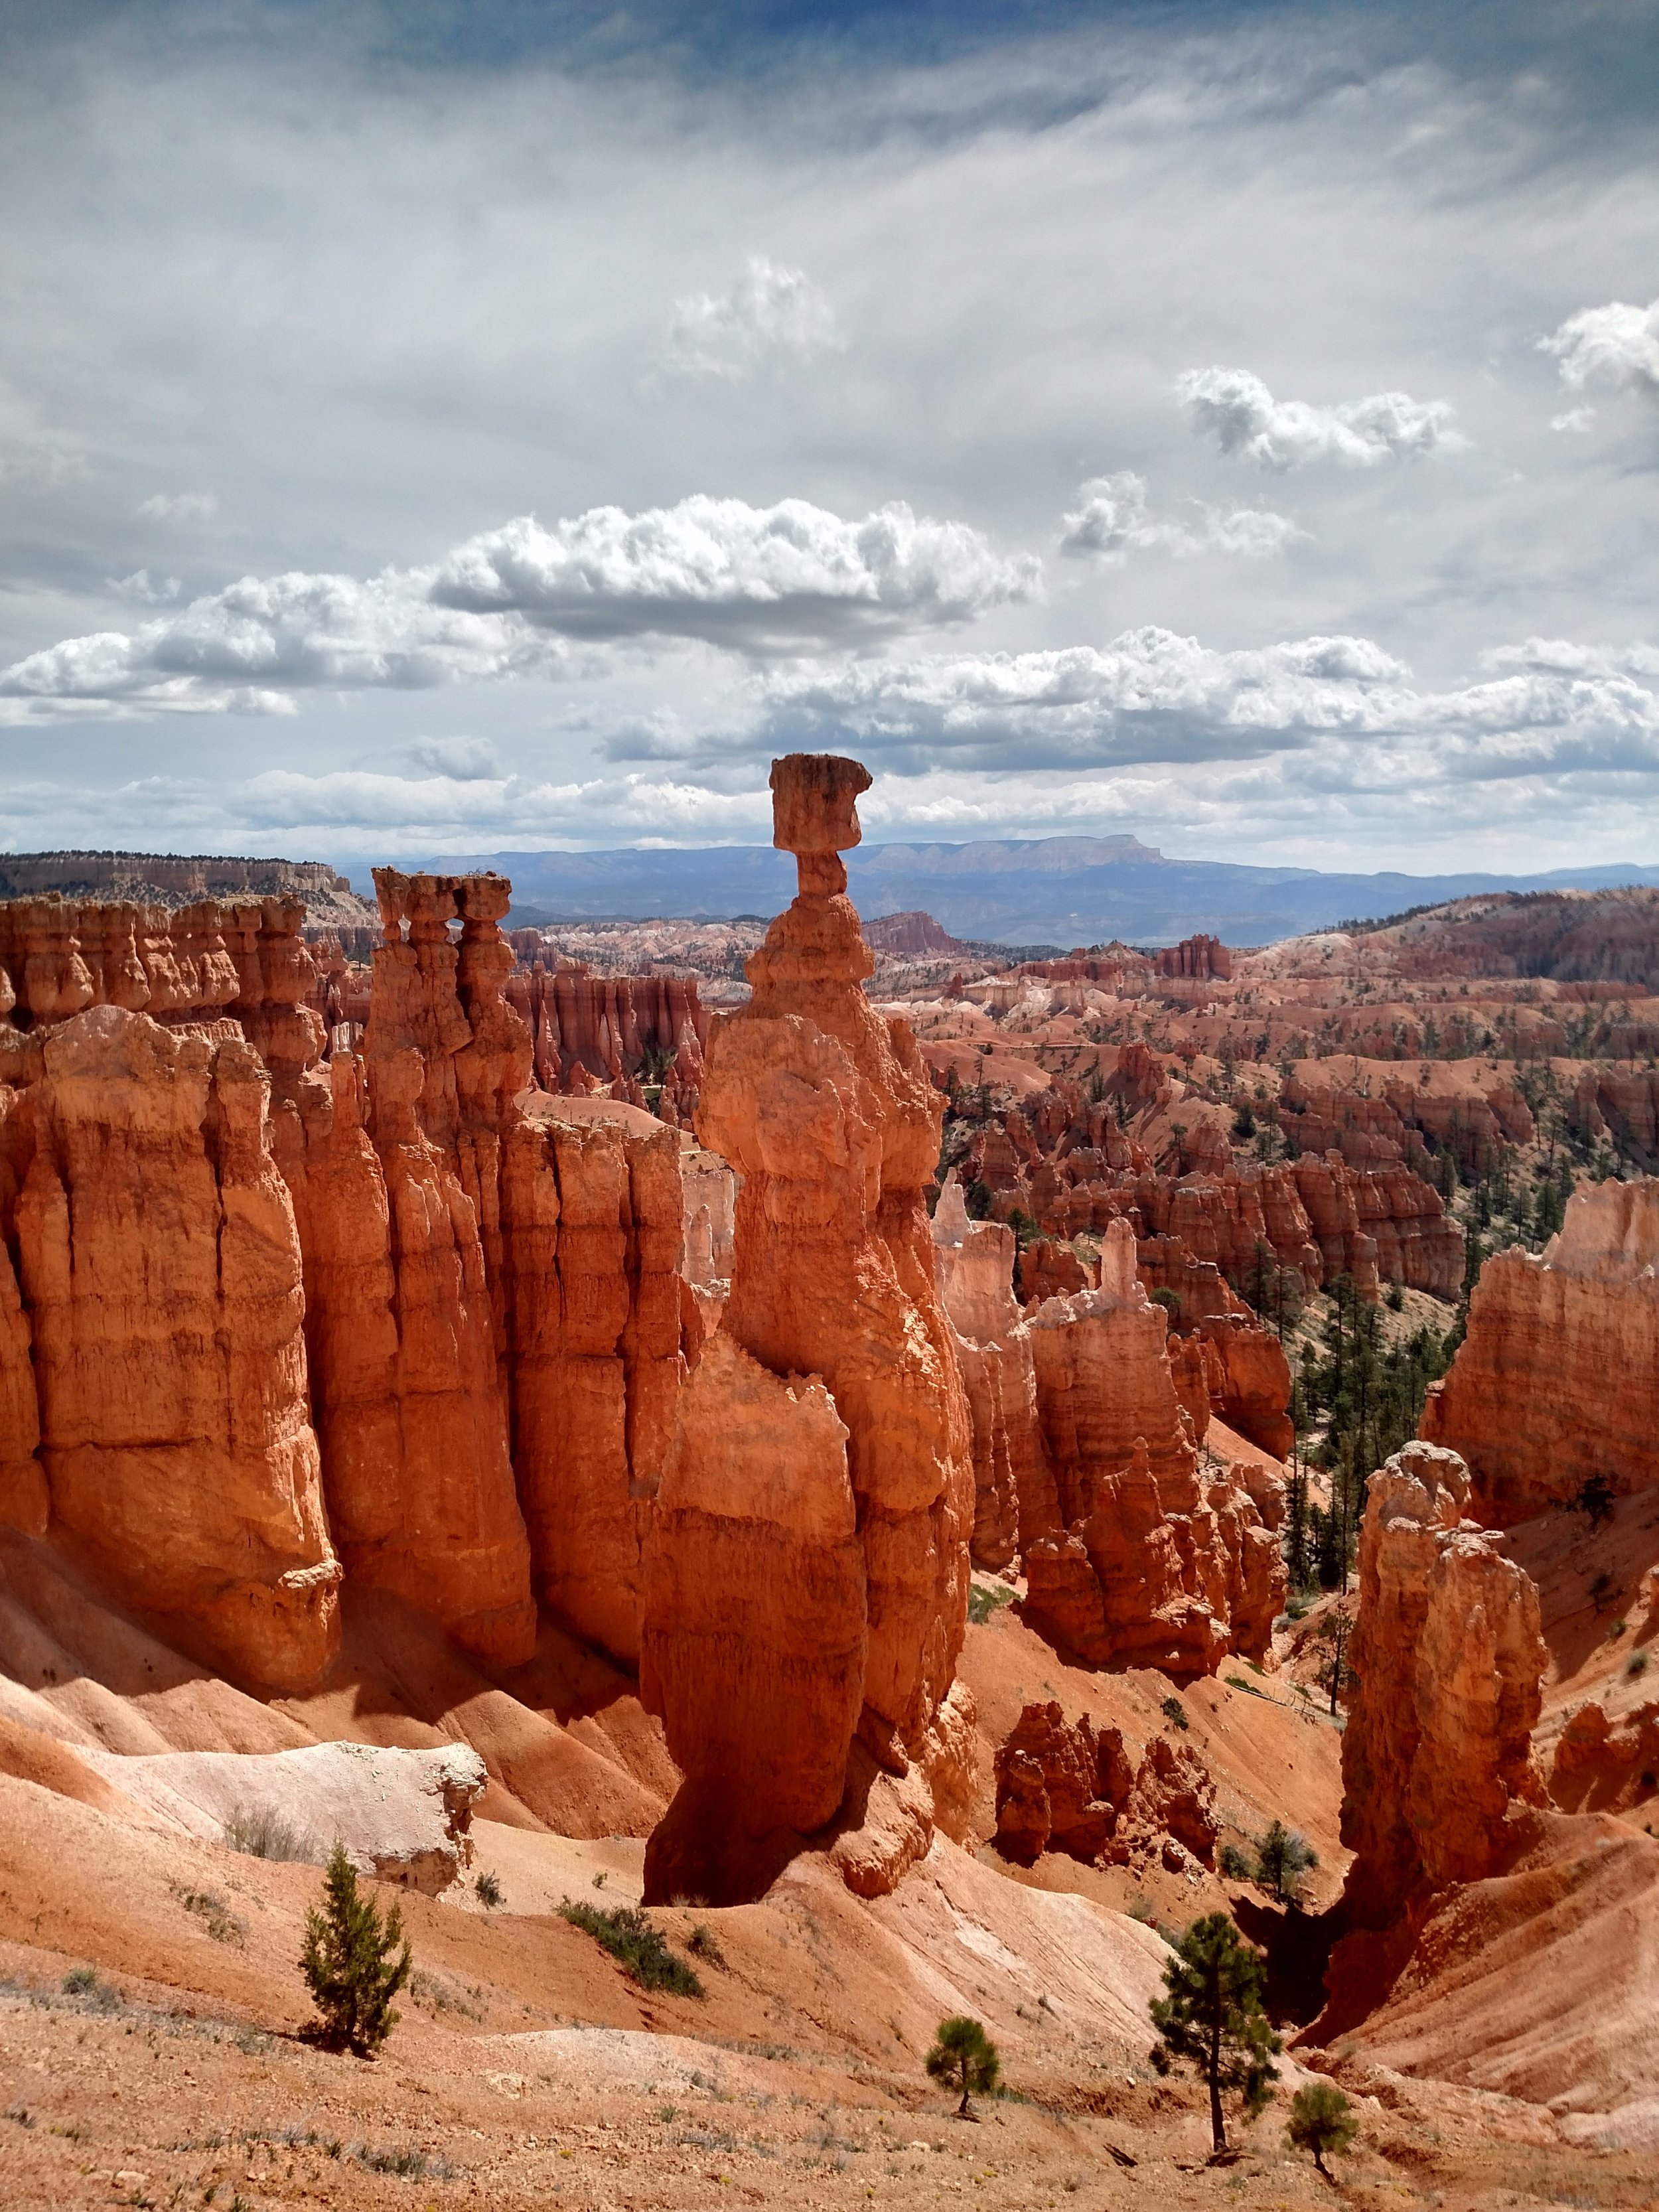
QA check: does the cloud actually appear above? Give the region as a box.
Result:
[1058,473,1305,562]
[0,569,561,719]
[1540,296,1659,398]
[665,256,842,379]
[427,496,1039,651]
[1177,366,1466,469]
[137,491,218,522]
[401,735,502,779]
[106,569,181,604]
[756,627,1659,780]
[1550,407,1597,434]
[1,494,1036,715]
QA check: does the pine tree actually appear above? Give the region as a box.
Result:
[924,2015,1001,2118]
[1287,2081,1358,2177]
[1252,1820,1319,1907]
[1150,1914,1281,2156]
[299,1844,413,2057]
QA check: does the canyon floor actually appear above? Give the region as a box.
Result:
[3,1599,1657,2210]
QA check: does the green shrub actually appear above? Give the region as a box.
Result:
[299,1845,412,2057]
[925,2015,1001,2117]
[1219,1844,1253,1881]
[1287,2081,1358,2176]
[474,1870,504,1909]
[1161,1695,1190,1732]
[558,1901,704,1998]
[1628,1650,1650,1678]
[687,1923,727,1969]
[967,1582,1014,1626]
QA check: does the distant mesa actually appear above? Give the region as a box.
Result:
[860,909,971,958]
[0,849,377,936]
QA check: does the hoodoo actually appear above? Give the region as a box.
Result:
[1421,1177,1659,1522]
[640,753,976,1904]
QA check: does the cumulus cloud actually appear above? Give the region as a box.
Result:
[1550,406,1597,434]
[427,496,1039,651]
[757,627,1659,780]
[665,256,842,379]
[0,569,560,719]
[401,735,503,779]
[0,494,1035,716]
[1540,296,1659,398]
[1058,473,1305,561]
[137,491,218,523]
[1177,366,1465,470]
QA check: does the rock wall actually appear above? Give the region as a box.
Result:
[640,752,975,1903]
[506,962,709,1118]
[1338,1441,1547,1919]
[0,877,702,1686]
[993,1699,1218,1875]
[1421,1179,1659,1523]
[504,1095,686,1667]
[931,1180,1054,1566]
[2,1005,340,1688]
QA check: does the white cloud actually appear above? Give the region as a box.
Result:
[0,494,1037,715]
[1550,406,1597,433]
[137,491,218,522]
[428,496,1039,650]
[1540,296,1659,398]
[1058,473,1305,562]
[665,256,842,380]
[106,569,182,604]
[1177,366,1466,470]
[758,627,1659,780]
[0,569,559,719]
[401,735,502,779]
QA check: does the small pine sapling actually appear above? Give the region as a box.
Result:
[300,1845,412,2057]
[1287,2081,1358,2177]
[925,2015,1001,2118]
[1149,1913,1281,2157]
[1252,1819,1319,1907]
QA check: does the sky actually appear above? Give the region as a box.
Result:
[0,0,1656,873]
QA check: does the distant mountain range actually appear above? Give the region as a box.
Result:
[394,835,1659,950]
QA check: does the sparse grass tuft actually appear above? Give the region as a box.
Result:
[687,1922,727,1968]
[967,1582,1015,1627]
[474,1870,504,1909]
[558,1900,704,1997]
[222,1803,319,1863]
[171,1885,245,1945]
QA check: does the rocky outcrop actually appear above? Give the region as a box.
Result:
[931,1181,1054,1566]
[1018,1222,1285,1676]
[78,1740,488,1893]
[968,1082,1463,1302]
[505,1094,687,1666]
[640,753,975,1903]
[1550,1699,1659,1816]
[506,962,709,1119]
[8,1005,340,1688]
[1421,1179,1659,1524]
[640,1333,867,1899]
[1155,933,1232,982]
[993,1700,1218,1872]
[1338,1442,1547,1919]
[276,869,538,1667]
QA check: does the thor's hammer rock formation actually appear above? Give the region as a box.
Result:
[640,754,975,1904]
